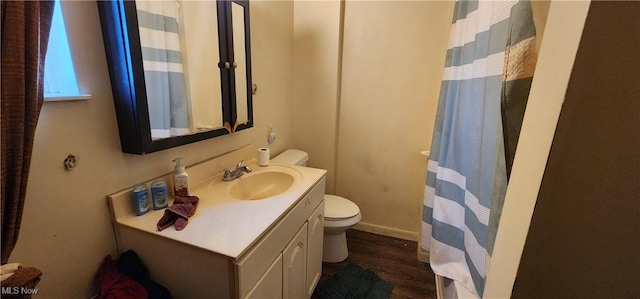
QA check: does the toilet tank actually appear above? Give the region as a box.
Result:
[271,149,308,166]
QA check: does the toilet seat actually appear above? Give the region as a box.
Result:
[324,195,360,220]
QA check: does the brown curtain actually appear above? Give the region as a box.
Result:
[1,0,54,264]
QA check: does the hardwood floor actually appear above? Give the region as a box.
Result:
[316,229,437,299]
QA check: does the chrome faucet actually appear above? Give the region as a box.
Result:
[222,160,252,181]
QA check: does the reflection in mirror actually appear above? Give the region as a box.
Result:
[181,1,224,134]
[232,2,248,125]
[136,1,223,139]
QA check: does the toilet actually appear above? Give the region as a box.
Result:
[271,149,362,263]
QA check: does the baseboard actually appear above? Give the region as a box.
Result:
[416,228,430,262]
[352,222,418,242]
[417,245,430,263]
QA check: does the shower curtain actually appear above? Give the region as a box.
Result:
[421,0,537,296]
[136,0,190,139]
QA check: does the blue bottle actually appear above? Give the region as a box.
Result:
[132,183,150,216]
[151,180,168,210]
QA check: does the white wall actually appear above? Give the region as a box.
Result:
[292,0,343,192]
[336,0,454,239]
[8,1,294,297]
[293,0,454,240]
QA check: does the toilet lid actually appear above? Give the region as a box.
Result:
[324,195,360,220]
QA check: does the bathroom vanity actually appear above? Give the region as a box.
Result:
[107,146,326,298]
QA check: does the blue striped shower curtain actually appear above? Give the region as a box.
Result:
[136,1,190,139]
[421,0,537,296]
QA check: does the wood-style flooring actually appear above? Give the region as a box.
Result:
[316,229,437,299]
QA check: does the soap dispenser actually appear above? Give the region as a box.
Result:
[172,158,190,197]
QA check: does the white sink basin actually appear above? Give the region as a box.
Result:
[228,169,296,200]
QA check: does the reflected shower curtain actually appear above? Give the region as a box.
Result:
[421,0,537,296]
[136,1,190,139]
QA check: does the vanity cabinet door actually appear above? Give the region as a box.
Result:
[245,254,283,299]
[306,201,324,298]
[283,223,308,299]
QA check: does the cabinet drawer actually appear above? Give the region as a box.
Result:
[236,177,326,298]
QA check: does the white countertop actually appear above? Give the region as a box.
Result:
[112,163,326,259]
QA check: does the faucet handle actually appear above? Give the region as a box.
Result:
[235,160,245,169]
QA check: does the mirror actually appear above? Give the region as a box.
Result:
[232,2,250,126]
[98,0,253,155]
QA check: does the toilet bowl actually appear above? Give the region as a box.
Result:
[271,149,362,263]
[323,195,361,262]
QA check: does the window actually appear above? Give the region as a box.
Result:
[44,0,89,101]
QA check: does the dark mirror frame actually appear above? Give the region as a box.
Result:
[97,0,253,155]
[220,1,254,134]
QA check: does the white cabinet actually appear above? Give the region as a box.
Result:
[238,178,325,299]
[245,209,323,299]
[283,223,307,299]
[306,203,324,298]
[249,191,325,299]
[111,176,326,298]
[245,254,283,299]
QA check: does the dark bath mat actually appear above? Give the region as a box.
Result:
[313,263,394,299]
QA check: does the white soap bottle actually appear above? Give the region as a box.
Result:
[172,158,190,197]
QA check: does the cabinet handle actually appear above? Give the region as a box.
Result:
[224,62,231,69]
[233,62,238,69]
